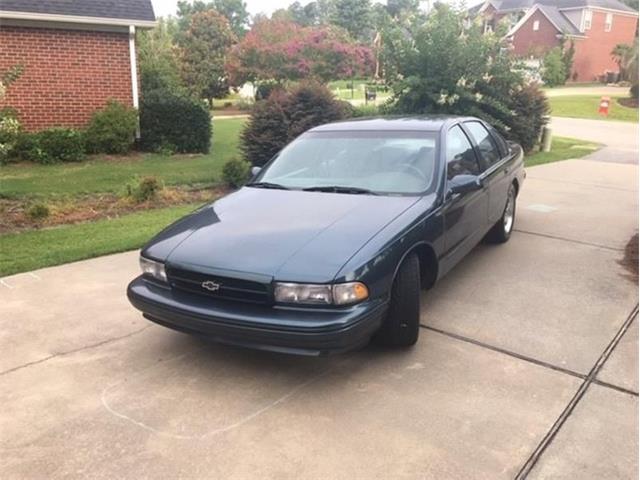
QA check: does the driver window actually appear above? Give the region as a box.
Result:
[446,125,480,180]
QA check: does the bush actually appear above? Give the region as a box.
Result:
[222,158,251,188]
[10,132,46,163]
[26,203,50,221]
[0,110,20,164]
[352,104,380,117]
[542,47,567,87]
[241,82,351,166]
[140,90,211,153]
[35,128,85,163]
[85,100,137,154]
[631,83,639,100]
[126,176,163,203]
[508,84,550,153]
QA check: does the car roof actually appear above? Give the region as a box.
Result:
[309,115,480,133]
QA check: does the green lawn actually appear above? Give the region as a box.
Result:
[0,204,199,276]
[548,95,638,122]
[525,136,600,167]
[0,118,246,199]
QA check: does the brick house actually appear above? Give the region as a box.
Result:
[0,0,156,131]
[471,0,638,82]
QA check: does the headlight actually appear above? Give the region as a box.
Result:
[139,256,167,282]
[274,282,368,306]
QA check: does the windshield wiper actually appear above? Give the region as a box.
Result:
[302,185,377,195]
[245,181,290,190]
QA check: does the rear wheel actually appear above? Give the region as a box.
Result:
[374,253,421,347]
[487,184,516,244]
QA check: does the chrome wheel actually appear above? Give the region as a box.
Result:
[503,188,515,234]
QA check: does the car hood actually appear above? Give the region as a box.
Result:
[143,187,421,283]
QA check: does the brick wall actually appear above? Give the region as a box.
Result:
[0,26,134,131]
[572,11,638,81]
[511,10,563,57]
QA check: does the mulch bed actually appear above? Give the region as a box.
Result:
[619,233,639,283]
[0,186,227,235]
[617,97,638,109]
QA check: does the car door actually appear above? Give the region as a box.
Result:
[441,124,489,273]
[462,121,511,225]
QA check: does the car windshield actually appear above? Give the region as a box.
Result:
[254,130,439,195]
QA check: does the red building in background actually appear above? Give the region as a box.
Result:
[471,0,638,82]
[0,0,156,131]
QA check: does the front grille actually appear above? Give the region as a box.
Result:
[166,266,271,305]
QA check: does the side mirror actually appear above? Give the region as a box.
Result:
[448,174,483,196]
[251,166,262,176]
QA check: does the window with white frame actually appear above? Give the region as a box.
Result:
[583,9,592,30]
[605,12,613,32]
[533,20,540,31]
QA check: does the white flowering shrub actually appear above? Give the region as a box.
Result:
[0,115,20,163]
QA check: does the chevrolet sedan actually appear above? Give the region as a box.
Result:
[128,117,524,355]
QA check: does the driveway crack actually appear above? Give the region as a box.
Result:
[0,325,152,377]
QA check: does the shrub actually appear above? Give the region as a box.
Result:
[222,158,251,188]
[11,132,46,163]
[26,203,50,221]
[241,82,351,166]
[126,176,163,203]
[508,84,550,153]
[0,111,20,164]
[352,104,380,118]
[85,100,137,154]
[36,128,85,163]
[631,83,639,100]
[542,48,567,87]
[140,90,211,153]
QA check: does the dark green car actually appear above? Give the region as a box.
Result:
[128,117,525,355]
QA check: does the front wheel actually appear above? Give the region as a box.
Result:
[374,253,421,347]
[486,184,516,244]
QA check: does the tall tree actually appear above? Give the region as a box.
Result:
[330,0,373,41]
[137,18,183,94]
[178,10,237,103]
[177,0,248,37]
[226,18,373,86]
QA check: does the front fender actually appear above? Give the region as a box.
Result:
[333,195,444,300]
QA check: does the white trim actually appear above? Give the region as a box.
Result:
[533,20,540,30]
[506,4,587,38]
[559,6,638,17]
[605,12,613,31]
[583,9,592,30]
[0,10,156,28]
[128,25,140,138]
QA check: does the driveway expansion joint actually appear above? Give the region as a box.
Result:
[514,305,639,479]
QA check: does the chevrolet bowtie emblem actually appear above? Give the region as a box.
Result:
[201,280,221,292]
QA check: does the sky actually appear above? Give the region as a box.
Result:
[149,0,473,19]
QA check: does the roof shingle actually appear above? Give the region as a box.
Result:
[0,0,155,22]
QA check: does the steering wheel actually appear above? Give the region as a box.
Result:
[401,163,428,182]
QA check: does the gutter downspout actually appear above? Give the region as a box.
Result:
[129,25,140,138]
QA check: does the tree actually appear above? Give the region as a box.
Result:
[330,0,373,42]
[386,0,421,19]
[621,0,639,10]
[561,40,575,82]
[178,10,237,103]
[288,1,320,26]
[226,18,374,86]
[542,47,567,87]
[137,18,183,95]
[382,4,549,152]
[177,0,248,37]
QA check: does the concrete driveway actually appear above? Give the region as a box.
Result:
[1,156,638,477]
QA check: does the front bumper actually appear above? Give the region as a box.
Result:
[127,276,387,356]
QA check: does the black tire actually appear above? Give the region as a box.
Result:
[486,183,517,244]
[374,253,421,347]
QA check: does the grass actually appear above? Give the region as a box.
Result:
[0,118,246,199]
[525,136,600,167]
[548,95,638,122]
[0,204,199,277]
